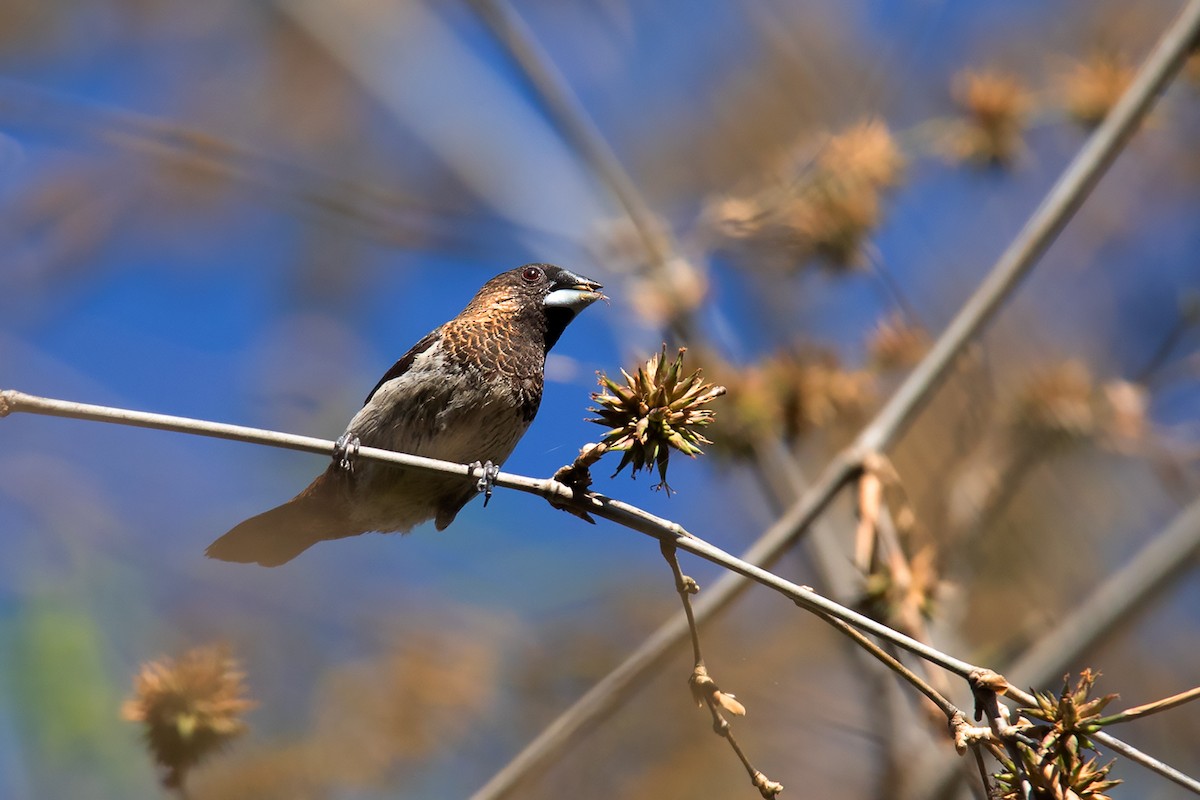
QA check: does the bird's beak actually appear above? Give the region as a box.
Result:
[545,270,606,312]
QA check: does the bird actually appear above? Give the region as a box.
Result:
[206,264,604,566]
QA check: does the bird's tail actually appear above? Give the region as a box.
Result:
[206,475,352,567]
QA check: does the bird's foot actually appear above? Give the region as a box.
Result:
[470,460,501,507]
[333,433,361,473]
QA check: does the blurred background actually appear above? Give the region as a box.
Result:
[1,0,1198,798]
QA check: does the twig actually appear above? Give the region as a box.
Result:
[1096,686,1200,727]
[658,542,782,797]
[1005,494,1200,691]
[1091,731,1200,794]
[909,492,1200,799]
[0,389,962,673]
[465,0,673,271]
[810,609,961,724]
[8,387,1197,797]
[660,542,703,667]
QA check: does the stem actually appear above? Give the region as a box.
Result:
[1096,686,1200,727]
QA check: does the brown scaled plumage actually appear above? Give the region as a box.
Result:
[206,264,604,566]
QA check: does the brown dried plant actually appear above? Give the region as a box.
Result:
[945,68,1034,166]
[122,644,255,791]
[995,670,1121,800]
[706,119,904,270]
[1058,51,1135,128]
[586,345,726,493]
[867,313,932,370]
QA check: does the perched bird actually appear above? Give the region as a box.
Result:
[206,264,604,566]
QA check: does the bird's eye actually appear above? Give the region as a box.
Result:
[521,266,543,282]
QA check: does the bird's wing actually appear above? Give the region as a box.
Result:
[363,327,442,405]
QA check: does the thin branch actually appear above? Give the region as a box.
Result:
[8,386,1197,796]
[1091,730,1200,794]
[908,491,1200,799]
[0,389,965,673]
[811,610,961,723]
[1096,686,1200,727]
[659,541,782,797]
[660,542,703,667]
[465,0,674,271]
[1006,495,1200,690]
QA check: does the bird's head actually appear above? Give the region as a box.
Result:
[471,264,605,351]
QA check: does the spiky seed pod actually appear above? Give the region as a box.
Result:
[589,346,726,493]
[122,644,256,789]
[994,670,1121,800]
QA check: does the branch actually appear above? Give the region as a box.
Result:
[465,0,674,272]
[1096,686,1200,727]
[907,493,1200,799]
[0,388,971,675]
[7,386,1197,796]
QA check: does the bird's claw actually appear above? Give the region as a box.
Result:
[333,433,361,473]
[471,460,501,507]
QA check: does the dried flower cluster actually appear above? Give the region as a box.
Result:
[1007,360,1149,454]
[707,119,904,270]
[589,345,726,493]
[122,644,255,790]
[770,348,876,442]
[1009,360,1097,450]
[867,314,932,370]
[995,670,1120,800]
[700,345,878,458]
[946,69,1034,166]
[1059,51,1135,128]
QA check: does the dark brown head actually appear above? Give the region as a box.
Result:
[465,264,605,352]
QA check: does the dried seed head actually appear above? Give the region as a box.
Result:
[705,194,767,240]
[867,314,931,370]
[627,257,709,327]
[693,353,782,460]
[706,120,902,271]
[1059,51,1135,128]
[589,346,726,493]
[787,121,903,268]
[766,348,876,442]
[995,670,1120,800]
[818,119,906,191]
[1009,360,1097,450]
[945,69,1033,166]
[781,178,881,269]
[122,644,255,789]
